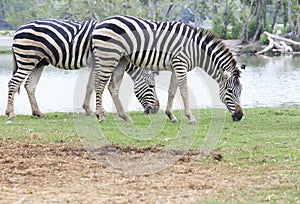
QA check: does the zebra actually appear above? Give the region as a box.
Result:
[5,19,159,121]
[90,15,245,123]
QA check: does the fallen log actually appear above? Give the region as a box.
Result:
[256,31,299,54]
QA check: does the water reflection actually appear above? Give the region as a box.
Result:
[0,54,300,115]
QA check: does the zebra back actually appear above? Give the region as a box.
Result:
[13,19,98,70]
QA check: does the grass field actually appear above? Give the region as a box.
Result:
[0,107,299,203]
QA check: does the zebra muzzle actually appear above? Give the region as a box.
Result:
[144,100,160,114]
[232,104,243,121]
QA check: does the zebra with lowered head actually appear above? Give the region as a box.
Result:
[5,19,160,121]
[91,15,245,123]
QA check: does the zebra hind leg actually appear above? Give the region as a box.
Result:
[82,73,108,116]
[5,88,17,121]
[24,67,45,118]
[175,69,196,124]
[6,70,32,121]
[94,63,116,122]
[83,59,108,116]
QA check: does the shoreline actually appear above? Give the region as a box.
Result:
[0,37,297,55]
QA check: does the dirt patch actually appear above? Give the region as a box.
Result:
[0,142,294,203]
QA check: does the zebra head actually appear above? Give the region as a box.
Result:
[219,64,246,121]
[133,70,160,114]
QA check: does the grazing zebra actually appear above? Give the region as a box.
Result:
[91,15,245,123]
[83,61,159,116]
[5,19,159,121]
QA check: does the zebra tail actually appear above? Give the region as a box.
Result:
[12,50,20,94]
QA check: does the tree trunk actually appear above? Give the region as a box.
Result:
[298,16,300,38]
[241,23,248,44]
[241,0,255,43]
[271,0,281,33]
[296,2,300,38]
[287,0,296,37]
[252,0,267,42]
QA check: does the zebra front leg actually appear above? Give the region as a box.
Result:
[108,63,132,122]
[166,72,179,123]
[175,68,196,124]
[24,67,45,118]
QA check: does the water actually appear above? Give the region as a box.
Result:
[1,54,300,116]
[238,55,300,108]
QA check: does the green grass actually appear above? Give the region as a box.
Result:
[0,107,299,202]
[1,107,299,168]
[0,112,77,142]
[0,108,299,156]
[220,108,300,168]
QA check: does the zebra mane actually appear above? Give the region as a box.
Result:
[195,27,238,75]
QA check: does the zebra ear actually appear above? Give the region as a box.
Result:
[240,63,246,70]
[237,63,246,77]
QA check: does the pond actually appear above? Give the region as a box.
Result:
[0,54,300,116]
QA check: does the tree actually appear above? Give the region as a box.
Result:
[251,0,268,42]
[211,0,236,39]
[5,0,56,28]
[287,0,300,38]
[271,0,281,33]
[236,0,256,43]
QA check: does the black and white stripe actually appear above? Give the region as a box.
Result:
[6,19,159,121]
[91,15,245,123]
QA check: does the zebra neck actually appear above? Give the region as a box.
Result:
[193,34,236,85]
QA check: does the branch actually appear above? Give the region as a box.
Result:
[256,31,299,54]
[263,31,300,47]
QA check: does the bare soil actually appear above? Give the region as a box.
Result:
[0,142,294,203]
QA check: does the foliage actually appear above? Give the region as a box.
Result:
[1,0,300,41]
[5,0,56,28]
[243,44,254,53]
[248,18,258,40]
[259,33,269,45]
[230,18,243,39]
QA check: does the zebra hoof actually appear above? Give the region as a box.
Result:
[38,113,45,118]
[32,111,45,118]
[98,117,106,123]
[85,110,93,116]
[188,119,197,124]
[96,114,106,123]
[125,117,133,122]
[7,114,16,121]
[170,118,179,123]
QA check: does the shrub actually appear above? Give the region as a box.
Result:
[259,33,269,45]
